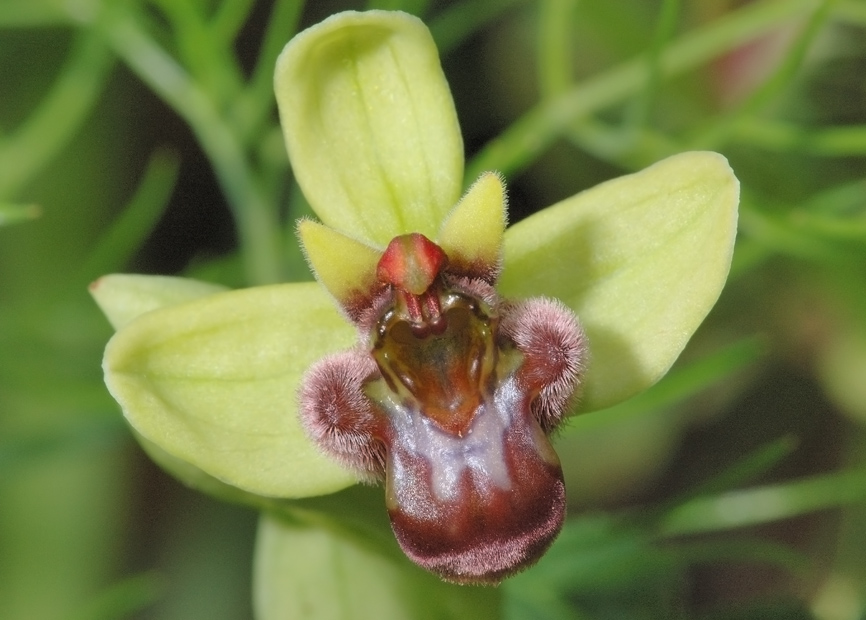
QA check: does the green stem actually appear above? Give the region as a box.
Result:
[688,0,835,149]
[0,202,41,226]
[835,0,866,24]
[730,120,866,156]
[537,0,576,99]
[96,5,283,285]
[0,31,113,198]
[149,0,245,109]
[235,0,305,143]
[624,0,680,136]
[467,0,823,181]
[73,148,180,290]
[429,0,529,55]
[211,0,257,43]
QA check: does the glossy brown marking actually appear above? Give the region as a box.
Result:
[372,297,495,437]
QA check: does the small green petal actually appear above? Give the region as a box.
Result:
[275,10,464,246]
[298,219,383,309]
[438,172,506,278]
[500,152,739,412]
[103,282,359,498]
[90,273,228,330]
[135,431,273,507]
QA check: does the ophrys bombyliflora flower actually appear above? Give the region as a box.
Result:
[92,9,739,586]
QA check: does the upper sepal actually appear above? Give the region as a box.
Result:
[275,11,464,246]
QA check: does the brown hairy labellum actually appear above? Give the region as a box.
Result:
[299,232,586,584]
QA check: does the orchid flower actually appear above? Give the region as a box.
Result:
[91,10,738,589]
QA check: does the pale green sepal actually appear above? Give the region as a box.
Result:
[254,513,500,620]
[89,273,228,330]
[275,10,464,246]
[438,171,506,277]
[103,282,359,498]
[500,151,739,413]
[135,431,276,507]
[298,219,383,308]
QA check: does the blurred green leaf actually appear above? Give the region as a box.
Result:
[504,516,683,620]
[0,419,125,474]
[254,512,499,620]
[0,202,40,226]
[466,0,825,180]
[681,436,800,501]
[429,0,528,55]
[0,30,113,197]
[690,0,834,150]
[70,572,164,620]
[0,0,70,27]
[564,337,765,434]
[661,467,866,537]
[73,148,180,291]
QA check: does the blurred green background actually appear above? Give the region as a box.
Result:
[3,0,866,618]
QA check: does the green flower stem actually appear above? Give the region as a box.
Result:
[738,199,857,263]
[0,30,113,197]
[72,149,180,291]
[211,0,257,43]
[0,1,67,26]
[234,0,304,144]
[623,0,680,137]
[558,0,683,169]
[730,120,866,156]
[537,0,576,99]
[149,0,245,108]
[567,119,683,169]
[681,437,799,503]
[467,0,823,181]
[0,202,40,226]
[365,0,430,14]
[96,5,283,285]
[660,467,866,537]
[428,0,528,55]
[687,0,835,150]
[836,0,866,24]
[570,120,866,174]
[563,338,765,436]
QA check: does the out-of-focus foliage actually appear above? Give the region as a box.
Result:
[2,0,866,619]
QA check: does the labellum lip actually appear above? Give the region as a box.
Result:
[388,462,566,586]
[383,369,567,585]
[299,232,585,584]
